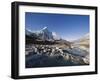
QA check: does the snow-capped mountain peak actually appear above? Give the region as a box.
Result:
[52,32,60,40]
[42,26,47,30]
[40,27,53,40]
[25,27,61,41]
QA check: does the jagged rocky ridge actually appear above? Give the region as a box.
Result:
[26,27,60,41]
[25,27,89,68]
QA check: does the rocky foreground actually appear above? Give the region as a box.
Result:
[25,44,89,68]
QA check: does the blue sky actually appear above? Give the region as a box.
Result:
[25,12,89,41]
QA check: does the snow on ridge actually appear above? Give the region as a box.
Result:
[26,26,61,40]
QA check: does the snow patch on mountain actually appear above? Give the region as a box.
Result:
[25,27,61,41]
[52,32,60,40]
[42,26,47,30]
[25,28,32,36]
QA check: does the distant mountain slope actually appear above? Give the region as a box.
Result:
[25,28,32,36]
[74,33,89,43]
[72,33,89,50]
